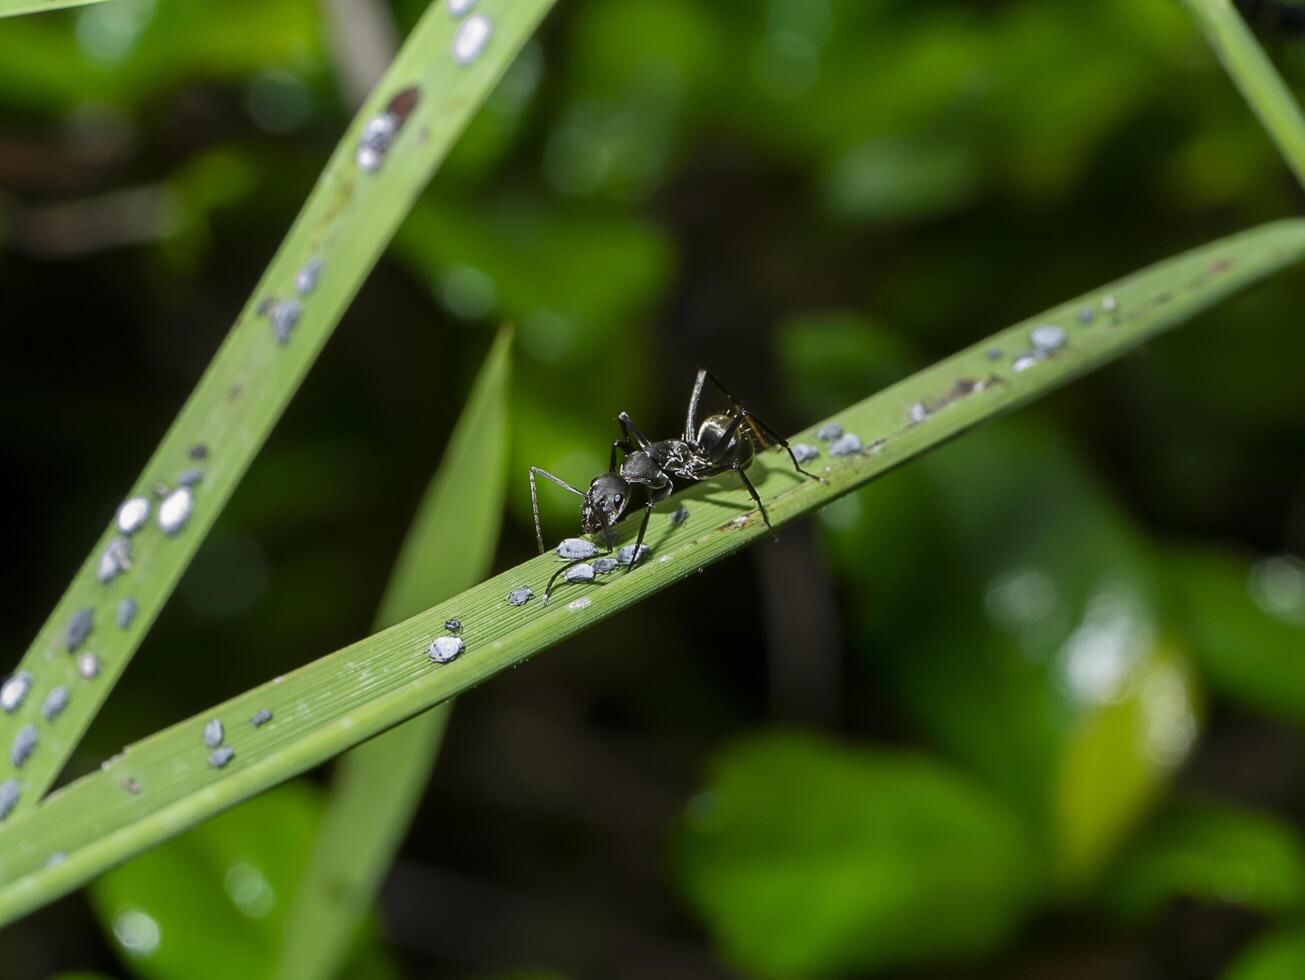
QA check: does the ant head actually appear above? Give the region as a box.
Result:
[581,472,630,534]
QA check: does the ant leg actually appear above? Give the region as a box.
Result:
[617,411,653,450]
[699,369,747,407]
[699,371,823,482]
[629,502,655,569]
[529,467,586,554]
[544,563,566,601]
[625,481,671,572]
[685,368,708,441]
[609,439,636,474]
[699,412,764,472]
[546,556,596,601]
[744,410,824,482]
[735,465,776,536]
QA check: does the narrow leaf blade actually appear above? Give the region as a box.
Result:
[0,0,556,817]
[1181,0,1305,189]
[0,0,108,17]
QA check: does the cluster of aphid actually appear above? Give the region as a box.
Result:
[529,370,824,602]
[197,707,273,774]
[257,255,323,346]
[0,446,211,820]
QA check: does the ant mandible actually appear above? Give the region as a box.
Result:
[529,369,824,599]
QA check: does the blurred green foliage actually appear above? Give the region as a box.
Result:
[1165,546,1305,723]
[6,0,1305,976]
[677,732,1038,977]
[88,784,396,980]
[1223,928,1305,980]
[809,407,1202,876]
[1102,800,1305,922]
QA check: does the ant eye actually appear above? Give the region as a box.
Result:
[613,495,623,506]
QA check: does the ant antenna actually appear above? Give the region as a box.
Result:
[529,467,586,555]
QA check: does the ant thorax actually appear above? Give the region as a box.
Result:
[645,440,702,482]
[619,450,673,487]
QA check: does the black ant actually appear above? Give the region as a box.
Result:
[529,369,824,600]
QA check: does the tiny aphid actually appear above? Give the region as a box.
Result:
[42,687,69,721]
[116,497,151,536]
[356,145,383,174]
[617,544,650,566]
[0,779,20,821]
[427,636,464,663]
[556,538,598,560]
[266,298,301,345]
[1,672,31,714]
[77,652,100,679]
[209,746,235,769]
[251,709,273,728]
[10,725,37,768]
[791,444,819,465]
[452,14,492,64]
[1030,324,1067,353]
[203,719,224,749]
[356,87,420,173]
[829,433,863,457]
[295,256,323,296]
[158,487,194,536]
[116,597,138,630]
[10,725,36,772]
[563,563,595,583]
[97,536,132,583]
[66,609,94,652]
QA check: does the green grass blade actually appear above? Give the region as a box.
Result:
[0,0,556,816]
[0,0,108,17]
[1181,0,1305,188]
[275,327,513,980]
[0,220,1302,926]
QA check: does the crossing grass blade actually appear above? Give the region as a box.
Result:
[0,219,1302,927]
[274,327,513,980]
[0,0,108,16]
[1181,0,1305,188]
[0,0,556,817]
